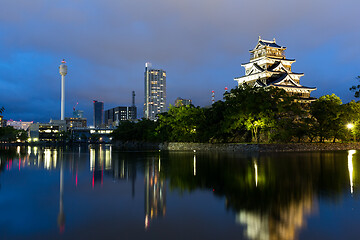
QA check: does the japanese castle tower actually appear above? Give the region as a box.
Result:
[234,37,316,101]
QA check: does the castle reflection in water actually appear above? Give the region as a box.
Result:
[0,146,358,240]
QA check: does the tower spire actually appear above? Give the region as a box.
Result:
[132,91,136,107]
[59,59,68,120]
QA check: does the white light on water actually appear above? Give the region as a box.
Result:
[194,154,197,176]
[90,149,95,171]
[254,161,258,187]
[348,150,356,195]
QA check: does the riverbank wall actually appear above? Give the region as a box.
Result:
[160,142,360,152]
[113,141,360,152]
[3,141,360,152]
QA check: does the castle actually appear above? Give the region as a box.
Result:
[234,37,316,102]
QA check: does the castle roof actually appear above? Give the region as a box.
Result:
[267,73,316,90]
[258,39,283,48]
[242,57,295,66]
[267,61,281,71]
[250,37,286,52]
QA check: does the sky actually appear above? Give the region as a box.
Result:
[0,0,359,123]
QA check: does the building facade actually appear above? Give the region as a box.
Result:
[73,110,84,118]
[234,37,316,102]
[93,100,104,128]
[0,116,7,128]
[65,117,87,129]
[70,128,113,143]
[28,120,67,142]
[105,106,137,127]
[144,62,166,120]
[6,120,33,130]
[174,97,192,107]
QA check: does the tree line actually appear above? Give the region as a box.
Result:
[0,107,27,143]
[112,84,360,143]
[0,127,27,143]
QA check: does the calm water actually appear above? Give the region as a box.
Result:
[0,146,359,239]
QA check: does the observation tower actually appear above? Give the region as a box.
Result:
[59,60,68,120]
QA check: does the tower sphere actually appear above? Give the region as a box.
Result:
[59,59,67,76]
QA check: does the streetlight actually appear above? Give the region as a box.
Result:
[347,123,356,142]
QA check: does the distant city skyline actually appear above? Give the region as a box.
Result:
[0,0,359,122]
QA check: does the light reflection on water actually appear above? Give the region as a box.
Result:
[0,146,359,239]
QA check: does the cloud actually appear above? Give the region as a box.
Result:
[0,0,359,121]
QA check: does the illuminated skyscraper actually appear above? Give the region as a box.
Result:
[144,62,166,120]
[93,100,104,128]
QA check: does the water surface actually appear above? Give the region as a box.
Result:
[0,146,359,239]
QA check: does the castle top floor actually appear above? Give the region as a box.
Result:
[250,37,286,61]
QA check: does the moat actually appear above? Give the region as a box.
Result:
[0,145,359,239]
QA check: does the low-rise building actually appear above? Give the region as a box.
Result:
[105,106,137,127]
[174,97,192,107]
[70,128,114,143]
[65,117,87,129]
[73,110,84,118]
[0,116,6,128]
[28,120,66,142]
[6,120,33,130]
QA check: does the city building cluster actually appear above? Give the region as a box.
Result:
[0,37,316,143]
[20,61,173,142]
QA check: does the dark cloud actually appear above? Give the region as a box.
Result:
[0,0,359,122]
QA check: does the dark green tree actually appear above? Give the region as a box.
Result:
[349,76,360,98]
[310,94,344,142]
[223,86,296,143]
[342,100,360,141]
[198,101,228,143]
[17,130,28,142]
[157,105,205,142]
[0,126,18,142]
[111,119,159,142]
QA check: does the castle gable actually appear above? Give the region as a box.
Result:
[268,61,290,73]
[268,73,300,87]
[247,63,264,75]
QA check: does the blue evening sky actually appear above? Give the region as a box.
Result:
[0,0,359,123]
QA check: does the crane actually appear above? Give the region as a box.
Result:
[73,102,78,112]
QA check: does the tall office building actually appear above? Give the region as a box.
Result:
[93,100,104,128]
[144,62,166,120]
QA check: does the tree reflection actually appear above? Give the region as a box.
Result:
[0,146,358,239]
[161,151,354,240]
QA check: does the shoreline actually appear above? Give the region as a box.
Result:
[114,141,360,152]
[2,142,360,152]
